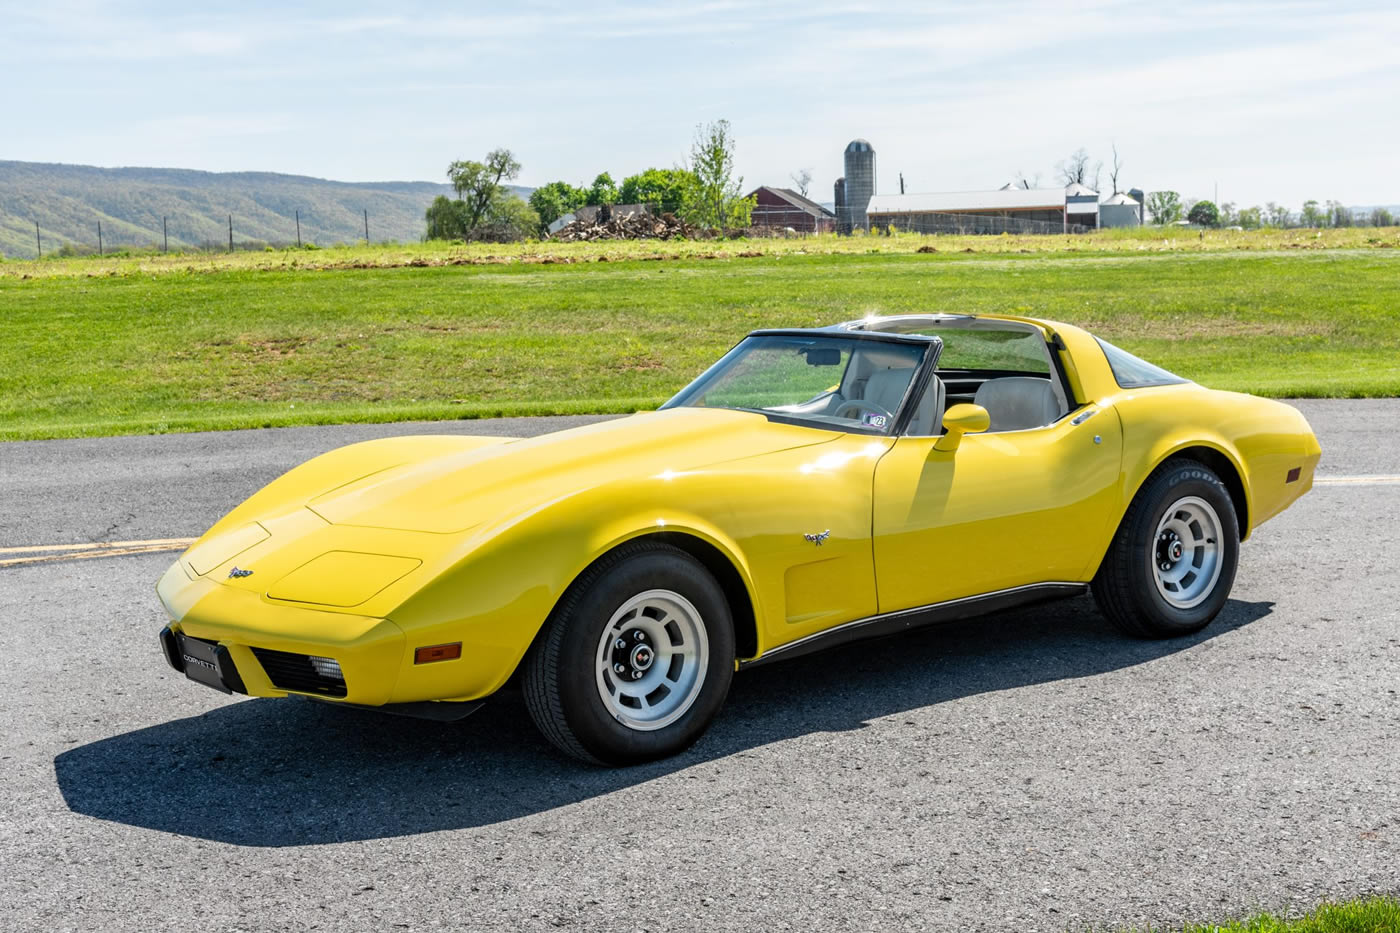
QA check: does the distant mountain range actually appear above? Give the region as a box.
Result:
[0,160,532,259]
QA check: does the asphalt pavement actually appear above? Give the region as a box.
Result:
[1,400,1397,932]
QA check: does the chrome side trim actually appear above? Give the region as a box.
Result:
[738,581,1090,670]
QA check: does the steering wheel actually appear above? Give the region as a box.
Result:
[833,399,894,423]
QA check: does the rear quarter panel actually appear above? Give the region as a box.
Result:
[1112,385,1321,540]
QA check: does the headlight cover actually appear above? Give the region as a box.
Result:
[266,551,421,608]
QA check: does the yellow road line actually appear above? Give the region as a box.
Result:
[0,537,195,556]
[0,538,194,568]
[1313,475,1400,486]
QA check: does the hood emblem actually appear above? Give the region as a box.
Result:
[803,530,830,547]
[228,567,254,579]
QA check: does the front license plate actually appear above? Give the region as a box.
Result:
[177,633,232,694]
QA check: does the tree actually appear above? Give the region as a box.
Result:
[586,172,618,206]
[680,119,755,231]
[1371,207,1395,227]
[529,181,587,227]
[619,168,697,214]
[1057,147,1101,190]
[1108,143,1123,194]
[1014,170,1042,190]
[1325,200,1352,227]
[444,148,521,233]
[1218,201,1238,227]
[1187,200,1219,227]
[427,148,536,242]
[1237,206,1263,229]
[1146,190,1183,224]
[789,168,812,198]
[1265,202,1292,227]
[425,192,537,242]
[482,196,540,241]
[1299,200,1324,227]
[424,195,470,240]
[529,181,588,231]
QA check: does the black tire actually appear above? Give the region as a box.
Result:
[523,541,735,765]
[1092,458,1240,638]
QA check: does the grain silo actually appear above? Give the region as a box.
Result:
[1100,192,1143,227]
[843,139,876,232]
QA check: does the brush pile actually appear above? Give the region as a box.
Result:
[550,210,699,242]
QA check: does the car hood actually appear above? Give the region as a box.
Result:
[305,408,840,534]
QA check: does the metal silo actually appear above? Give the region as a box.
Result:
[843,139,876,232]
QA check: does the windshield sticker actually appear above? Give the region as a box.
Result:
[862,413,888,428]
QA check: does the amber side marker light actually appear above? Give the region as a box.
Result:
[414,643,462,664]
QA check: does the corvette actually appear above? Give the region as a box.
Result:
[157,313,1320,764]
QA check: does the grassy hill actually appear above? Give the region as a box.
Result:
[0,160,530,258]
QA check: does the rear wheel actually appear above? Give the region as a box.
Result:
[1093,459,1240,638]
[524,542,735,765]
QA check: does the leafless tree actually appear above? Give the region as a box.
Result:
[1109,143,1123,194]
[789,168,812,198]
[1057,148,1102,191]
[1014,170,1042,189]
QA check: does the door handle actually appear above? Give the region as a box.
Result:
[1071,409,1097,426]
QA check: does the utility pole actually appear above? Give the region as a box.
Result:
[295,209,301,248]
[35,221,41,259]
[899,172,905,195]
[228,215,233,252]
[363,209,369,244]
[98,221,103,256]
[163,216,168,253]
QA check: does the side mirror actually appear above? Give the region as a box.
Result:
[933,403,990,452]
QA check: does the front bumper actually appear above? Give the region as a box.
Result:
[160,626,248,695]
[157,560,406,705]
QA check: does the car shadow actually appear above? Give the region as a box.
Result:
[54,596,1273,847]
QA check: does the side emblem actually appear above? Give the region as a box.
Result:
[803,530,831,547]
[228,567,254,579]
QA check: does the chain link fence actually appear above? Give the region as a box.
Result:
[748,205,1097,237]
[868,210,1097,236]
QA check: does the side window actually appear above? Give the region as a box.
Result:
[934,326,1067,431]
[1095,338,1188,388]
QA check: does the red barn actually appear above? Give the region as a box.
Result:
[747,186,836,233]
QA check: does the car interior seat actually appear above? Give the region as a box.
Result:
[857,368,946,435]
[972,376,1062,432]
[863,368,915,415]
[907,374,945,436]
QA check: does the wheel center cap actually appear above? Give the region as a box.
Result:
[1169,541,1183,561]
[630,645,654,671]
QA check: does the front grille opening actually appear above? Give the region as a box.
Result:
[250,647,348,698]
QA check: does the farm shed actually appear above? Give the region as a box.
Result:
[747,186,837,232]
[866,187,1086,234]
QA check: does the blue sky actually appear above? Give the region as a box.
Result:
[4,1,1398,208]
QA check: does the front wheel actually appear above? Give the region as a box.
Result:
[1092,459,1240,638]
[523,542,735,765]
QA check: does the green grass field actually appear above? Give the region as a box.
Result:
[2,230,1398,440]
[1154,896,1400,933]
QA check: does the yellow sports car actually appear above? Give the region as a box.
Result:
[157,313,1320,764]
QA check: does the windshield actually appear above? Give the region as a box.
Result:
[663,334,931,434]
